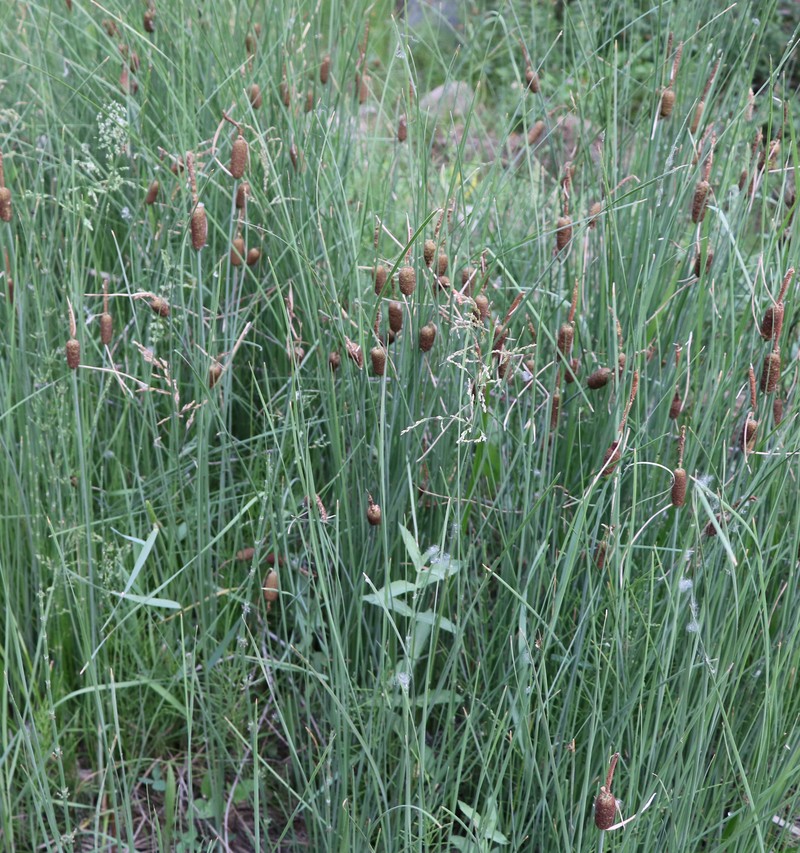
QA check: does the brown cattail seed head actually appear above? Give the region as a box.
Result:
[557,322,574,357]
[150,296,170,317]
[246,247,261,267]
[759,303,784,342]
[659,86,675,118]
[329,350,341,371]
[601,441,621,476]
[245,33,256,55]
[230,134,247,179]
[525,66,540,93]
[370,346,386,376]
[231,237,245,266]
[693,249,713,278]
[691,181,710,223]
[436,275,450,291]
[358,73,369,104]
[366,500,382,526]
[595,788,616,830]
[423,239,436,268]
[208,362,223,388]
[587,367,612,389]
[190,204,207,250]
[461,266,476,290]
[248,83,262,109]
[235,182,249,209]
[419,323,436,352]
[0,187,11,222]
[263,569,279,603]
[398,115,408,142]
[588,201,602,227]
[143,9,155,32]
[742,415,757,452]
[398,266,416,296]
[100,313,113,346]
[320,54,331,85]
[690,101,705,135]
[145,180,159,205]
[527,120,545,146]
[669,390,682,420]
[289,144,299,170]
[66,338,80,370]
[474,294,490,321]
[388,301,403,333]
[373,264,388,296]
[671,468,687,507]
[565,357,579,383]
[556,215,573,252]
[550,389,561,429]
[773,397,784,425]
[304,90,314,112]
[761,349,781,394]
[437,253,449,277]
[280,80,290,107]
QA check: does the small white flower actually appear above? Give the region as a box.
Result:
[678,577,693,593]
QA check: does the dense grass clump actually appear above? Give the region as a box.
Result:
[0,0,799,850]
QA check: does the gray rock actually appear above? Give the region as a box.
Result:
[419,80,477,119]
[399,0,465,29]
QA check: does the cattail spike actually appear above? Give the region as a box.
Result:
[749,364,757,410]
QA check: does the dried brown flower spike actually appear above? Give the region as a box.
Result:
[370,345,386,376]
[328,351,341,370]
[759,267,793,342]
[419,323,436,352]
[366,495,382,526]
[587,367,612,390]
[423,239,436,268]
[190,203,207,250]
[246,247,260,267]
[320,54,331,85]
[659,87,675,118]
[248,83,262,109]
[388,301,403,334]
[691,180,710,223]
[594,753,619,830]
[556,215,572,252]
[145,180,159,205]
[672,426,688,508]
[374,264,388,296]
[0,187,11,223]
[263,569,279,607]
[66,300,80,370]
[231,237,245,266]
[235,182,249,210]
[150,296,170,317]
[760,347,780,394]
[669,389,682,420]
[230,134,248,179]
[143,8,155,32]
[399,266,416,296]
[99,279,113,346]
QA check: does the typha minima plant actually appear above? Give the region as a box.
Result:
[65,299,80,370]
[289,142,299,171]
[235,182,249,210]
[669,388,682,420]
[600,370,639,476]
[248,83,262,109]
[263,570,279,609]
[693,245,713,278]
[398,264,416,296]
[474,294,490,321]
[143,5,155,33]
[527,120,546,146]
[388,301,403,334]
[150,296,170,317]
[397,115,407,142]
[228,123,248,180]
[328,351,341,371]
[519,39,540,93]
[556,279,578,363]
[304,90,314,112]
[658,34,682,119]
[0,152,11,222]
[231,235,245,266]
[370,346,386,376]
[419,323,436,352]
[555,165,573,254]
[424,239,436,268]
[320,54,331,85]
[145,180,159,205]
[690,55,720,135]
[373,264,388,296]
[550,371,561,430]
[587,367,612,390]
[186,153,207,251]
[773,397,784,426]
[246,247,260,266]
[366,494,382,526]
[208,361,223,388]
[691,136,714,223]
[671,426,688,508]
[99,278,112,346]
[760,347,780,394]
[759,267,793,343]
[280,76,290,107]
[741,365,758,453]
[594,753,620,830]
[345,337,363,368]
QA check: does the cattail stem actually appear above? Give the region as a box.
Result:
[568,278,579,323]
[748,365,757,410]
[619,370,639,433]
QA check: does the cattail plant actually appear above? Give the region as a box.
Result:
[527,120,546,146]
[658,35,682,119]
[236,182,249,210]
[474,294,490,321]
[373,264,388,296]
[759,267,793,342]
[143,6,155,32]
[671,426,688,508]
[289,143,299,170]
[760,347,781,394]
[231,236,245,266]
[366,495,382,526]
[693,246,713,278]
[230,133,248,179]
[550,373,561,430]
[519,39,540,93]
[424,239,436,268]
[557,279,579,364]
[145,180,159,205]
[437,253,449,277]
[345,337,363,368]
[600,371,639,476]
[398,265,416,296]
[263,570,279,608]
[419,323,436,352]
[0,152,11,222]
[305,91,314,112]
[280,77,290,107]
[594,753,620,830]
[587,367,612,389]
[690,56,720,135]
[150,296,170,317]
[669,389,682,420]
[328,351,341,371]
[99,278,113,346]
[461,266,477,292]
[246,247,260,266]
[358,73,370,104]
[66,300,80,370]
[190,202,207,250]
[370,345,386,376]
[773,397,784,426]
[320,54,331,84]
[398,115,407,142]
[691,135,714,223]
[209,361,223,388]
[741,366,758,453]
[388,301,403,334]
[555,165,573,254]
[248,83,262,109]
